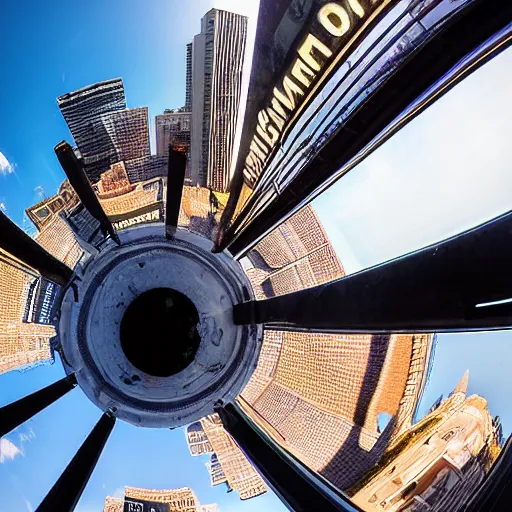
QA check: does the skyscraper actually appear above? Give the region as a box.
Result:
[185,42,193,112]
[0,249,55,375]
[185,414,267,500]
[100,106,150,162]
[103,486,219,511]
[57,79,126,182]
[190,9,247,191]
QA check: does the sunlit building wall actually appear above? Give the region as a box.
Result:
[190,9,247,191]
[199,415,268,500]
[34,214,84,269]
[240,204,434,490]
[0,249,55,375]
[185,415,267,500]
[186,420,214,456]
[351,372,502,511]
[244,205,345,298]
[103,486,218,511]
[155,110,191,157]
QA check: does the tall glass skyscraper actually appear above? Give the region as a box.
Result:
[57,78,127,182]
[190,9,247,192]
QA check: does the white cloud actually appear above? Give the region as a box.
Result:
[0,438,22,463]
[0,151,14,175]
[24,498,33,512]
[0,202,6,212]
[19,427,36,444]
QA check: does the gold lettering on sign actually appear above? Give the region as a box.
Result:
[318,3,351,37]
[240,0,385,188]
[257,110,280,146]
[273,76,305,112]
[298,34,333,71]
[291,57,316,87]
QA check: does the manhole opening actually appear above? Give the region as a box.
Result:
[120,288,200,377]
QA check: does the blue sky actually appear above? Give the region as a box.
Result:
[0,0,510,510]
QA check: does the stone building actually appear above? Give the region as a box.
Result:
[156,109,191,157]
[244,204,345,299]
[34,214,84,269]
[240,331,433,490]
[177,186,229,239]
[240,204,434,490]
[185,414,267,500]
[0,249,55,375]
[103,486,218,511]
[351,372,502,512]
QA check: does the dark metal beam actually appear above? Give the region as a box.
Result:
[37,411,116,512]
[55,141,120,245]
[219,0,512,256]
[0,212,73,286]
[165,147,187,239]
[234,210,512,333]
[465,435,512,512]
[216,402,362,512]
[0,374,77,438]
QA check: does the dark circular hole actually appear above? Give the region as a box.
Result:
[120,288,200,377]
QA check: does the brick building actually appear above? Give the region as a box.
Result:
[185,414,267,500]
[244,204,345,299]
[240,331,433,490]
[240,204,434,491]
[103,486,218,511]
[0,249,55,375]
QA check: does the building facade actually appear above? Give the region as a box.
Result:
[239,204,435,491]
[103,486,218,512]
[124,155,167,183]
[100,107,150,163]
[0,249,55,375]
[58,80,154,184]
[185,414,267,500]
[240,330,433,490]
[57,78,127,182]
[185,42,193,112]
[244,204,346,299]
[351,372,502,512]
[190,9,247,191]
[155,110,191,157]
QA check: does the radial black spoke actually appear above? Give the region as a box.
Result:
[216,402,361,512]
[37,411,116,512]
[464,435,512,512]
[234,210,512,333]
[165,147,187,239]
[0,374,77,438]
[55,141,120,245]
[0,212,73,286]
[218,0,512,256]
